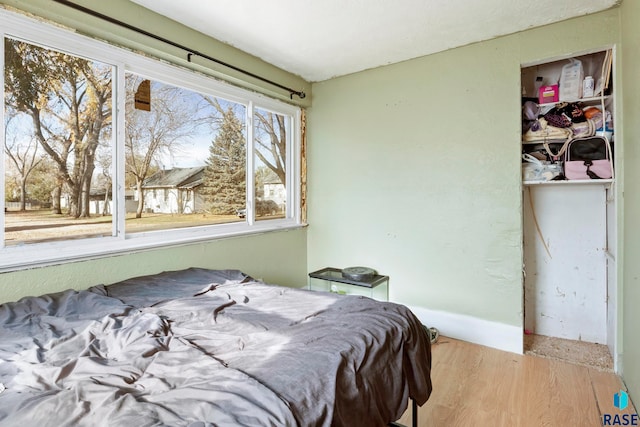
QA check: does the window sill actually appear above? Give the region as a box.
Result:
[0,221,307,273]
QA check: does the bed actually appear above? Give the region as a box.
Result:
[0,268,432,426]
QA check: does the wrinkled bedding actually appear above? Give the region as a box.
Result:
[0,268,431,426]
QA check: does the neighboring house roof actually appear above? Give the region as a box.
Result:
[142,167,205,189]
[90,189,135,198]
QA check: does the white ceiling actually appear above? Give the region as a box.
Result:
[130,0,619,82]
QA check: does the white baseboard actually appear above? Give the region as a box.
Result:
[407,305,523,355]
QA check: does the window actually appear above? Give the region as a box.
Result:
[1,10,302,270]
[254,108,289,221]
[4,37,114,245]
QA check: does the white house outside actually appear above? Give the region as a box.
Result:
[139,167,205,214]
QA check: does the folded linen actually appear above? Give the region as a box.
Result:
[523,118,572,144]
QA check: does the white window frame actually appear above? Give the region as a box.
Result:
[0,10,302,271]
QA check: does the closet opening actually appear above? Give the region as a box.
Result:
[520,47,618,372]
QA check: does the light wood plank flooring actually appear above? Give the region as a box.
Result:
[396,337,636,427]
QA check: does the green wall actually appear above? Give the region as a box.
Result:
[620,0,640,407]
[307,2,639,403]
[0,229,309,302]
[307,9,620,325]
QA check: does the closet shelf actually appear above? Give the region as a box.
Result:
[524,179,614,186]
[537,95,612,109]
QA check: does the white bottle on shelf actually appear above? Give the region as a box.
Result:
[583,76,595,98]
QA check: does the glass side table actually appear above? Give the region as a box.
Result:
[308,267,389,301]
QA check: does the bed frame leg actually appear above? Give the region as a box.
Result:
[412,398,418,427]
[388,398,418,427]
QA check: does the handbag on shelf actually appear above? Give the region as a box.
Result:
[564,136,613,180]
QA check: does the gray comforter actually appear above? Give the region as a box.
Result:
[0,268,431,426]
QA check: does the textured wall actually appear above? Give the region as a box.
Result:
[0,229,308,303]
[307,10,620,328]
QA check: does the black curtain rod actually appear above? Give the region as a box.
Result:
[51,0,306,99]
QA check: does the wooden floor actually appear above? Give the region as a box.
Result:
[396,337,636,427]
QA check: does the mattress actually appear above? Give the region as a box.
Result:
[0,268,432,426]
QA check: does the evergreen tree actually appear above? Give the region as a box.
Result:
[201,107,246,214]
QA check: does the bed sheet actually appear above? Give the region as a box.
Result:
[0,268,431,426]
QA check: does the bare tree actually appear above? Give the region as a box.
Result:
[95,146,112,216]
[125,75,202,218]
[4,114,42,210]
[254,110,287,186]
[4,38,112,218]
[77,65,112,217]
